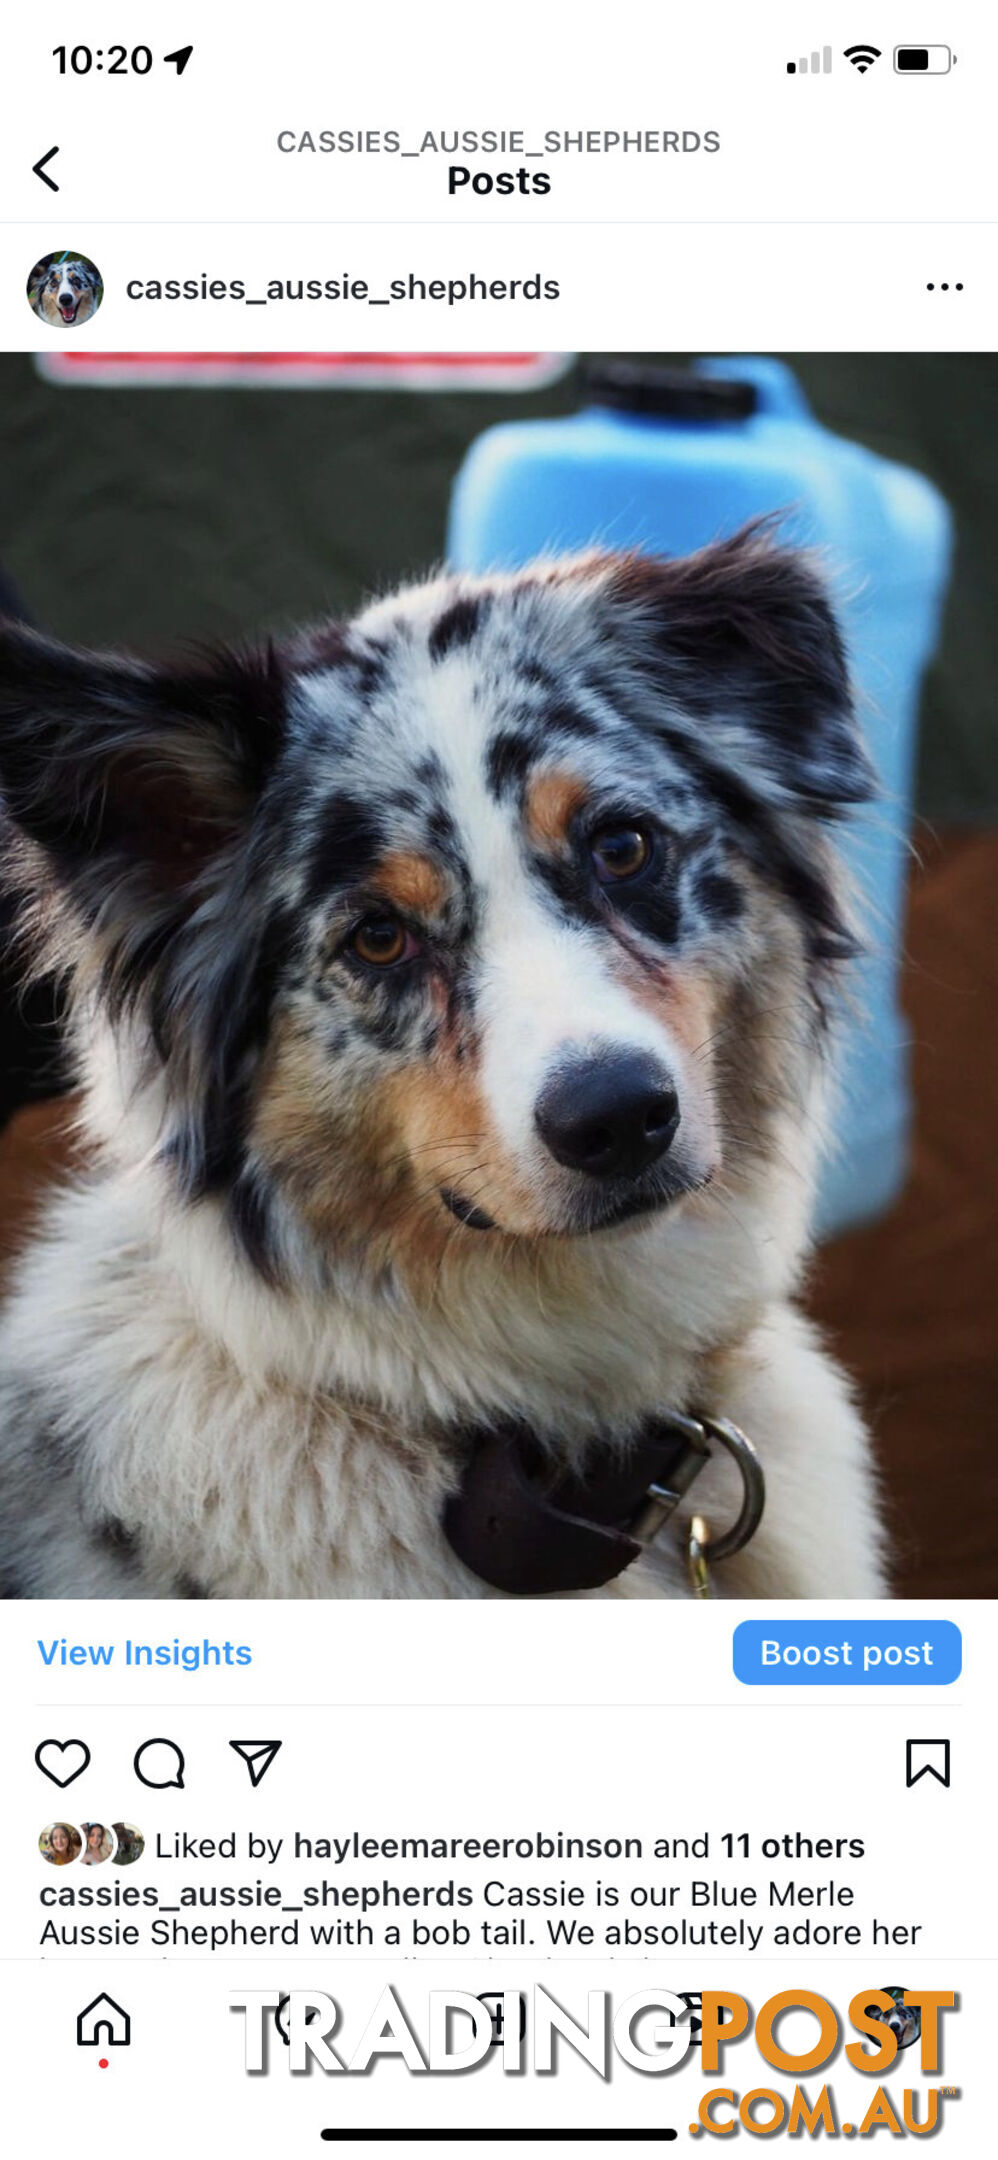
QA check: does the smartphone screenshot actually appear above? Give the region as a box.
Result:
[1,3,994,2150]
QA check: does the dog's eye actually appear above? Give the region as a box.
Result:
[348,914,418,968]
[590,824,651,883]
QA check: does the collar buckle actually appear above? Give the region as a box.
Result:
[443,1408,765,1597]
[627,1412,711,1544]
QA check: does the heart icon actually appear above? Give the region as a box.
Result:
[35,1738,91,1788]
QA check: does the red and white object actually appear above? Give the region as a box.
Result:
[34,350,573,390]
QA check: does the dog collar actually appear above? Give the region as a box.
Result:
[442,1410,764,1596]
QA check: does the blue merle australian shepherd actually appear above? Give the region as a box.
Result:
[0,530,886,1599]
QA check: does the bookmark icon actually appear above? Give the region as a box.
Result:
[905,1738,950,1788]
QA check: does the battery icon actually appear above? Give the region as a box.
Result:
[894,45,954,73]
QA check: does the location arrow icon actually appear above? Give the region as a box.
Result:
[229,1739,282,1787]
[163,45,194,75]
[32,146,60,193]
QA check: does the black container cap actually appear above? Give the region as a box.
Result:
[584,360,757,421]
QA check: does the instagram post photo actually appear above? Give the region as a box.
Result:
[0,5,994,2153]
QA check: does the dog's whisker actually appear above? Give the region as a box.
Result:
[721,1121,806,1180]
[370,1137,488,1186]
[699,1180,766,1261]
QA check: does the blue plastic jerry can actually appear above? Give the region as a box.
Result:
[446,357,953,1239]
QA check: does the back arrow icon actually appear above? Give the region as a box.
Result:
[33,146,60,192]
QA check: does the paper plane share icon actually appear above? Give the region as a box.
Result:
[229,1739,282,1787]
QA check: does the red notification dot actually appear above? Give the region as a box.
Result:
[98,2059,109,2069]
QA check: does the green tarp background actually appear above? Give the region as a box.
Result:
[1,351,995,819]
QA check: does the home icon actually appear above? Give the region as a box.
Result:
[76,1993,131,2048]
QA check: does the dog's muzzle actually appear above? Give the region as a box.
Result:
[443,1410,764,1596]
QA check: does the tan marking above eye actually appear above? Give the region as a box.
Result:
[370,849,448,918]
[525,768,589,851]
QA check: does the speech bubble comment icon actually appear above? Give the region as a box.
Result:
[133,1738,185,1789]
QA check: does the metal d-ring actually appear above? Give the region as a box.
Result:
[693,1413,766,1563]
[686,1513,714,1598]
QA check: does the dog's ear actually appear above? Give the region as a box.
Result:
[0,621,286,923]
[594,523,875,820]
[0,623,292,1200]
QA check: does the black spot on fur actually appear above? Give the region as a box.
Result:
[614,878,682,948]
[197,905,294,1190]
[691,866,745,928]
[543,700,600,742]
[516,654,559,692]
[293,623,389,696]
[354,653,387,699]
[98,1516,141,1559]
[424,801,460,858]
[486,729,533,800]
[227,1164,280,1281]
[154,899,295,1234]
[351,965,439,1056]
[173,1572,213,1599]
[8,1390,78,1472]
[532,851,604,932]
[304,794,383,908]
[428,595,486,661]
[87,1515,143,1584]
[416,800,475,937]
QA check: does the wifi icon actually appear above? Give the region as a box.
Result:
[844,43,881,72]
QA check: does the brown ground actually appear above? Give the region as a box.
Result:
[0,827,994,1599]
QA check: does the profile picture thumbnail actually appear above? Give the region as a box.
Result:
[110,1822,145,1866]
[27,251,103,328]
[80,1821,115,1865]
[40,1822,82,1865]
[864,1988,921,2049]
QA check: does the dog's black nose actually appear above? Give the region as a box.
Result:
[535,1051,680,1179]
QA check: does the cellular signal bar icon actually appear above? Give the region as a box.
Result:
[787,47,833,75]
